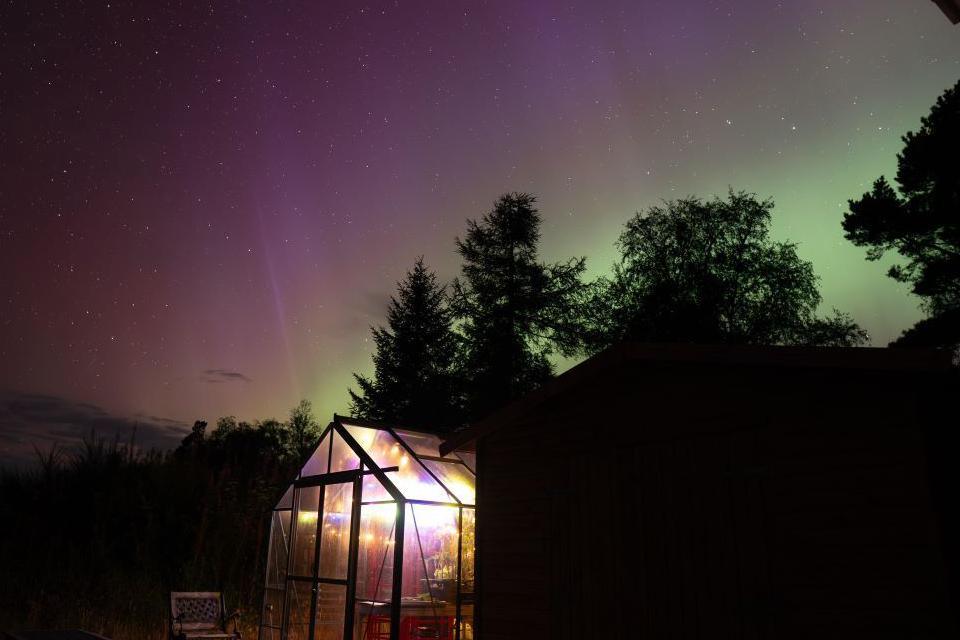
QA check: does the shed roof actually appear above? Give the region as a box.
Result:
[933,0,960,23]
[439,342,953,455]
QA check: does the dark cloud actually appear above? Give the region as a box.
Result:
[0,391,190,468]
[202,369,252,383]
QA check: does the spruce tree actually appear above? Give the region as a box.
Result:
[451,192,587,420]
[349,258,463,432]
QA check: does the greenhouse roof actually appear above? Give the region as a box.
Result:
[275,414,476,510]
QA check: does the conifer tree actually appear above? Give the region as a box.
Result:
[843,80,960,353]
[451,193,588,420]
[349,258,463,432]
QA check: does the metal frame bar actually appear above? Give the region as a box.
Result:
[326,422,334,471]
[334,422,405,502]
[294,468,363,488]
[455,507,463,640]
[362,497,465,508]
[306,483,327,640]
[389,502,406,640]
[278,485,301,640]
[286,575,349,586]
[473,440,483,639]
[343,474,363,640]
[415,453,467,465]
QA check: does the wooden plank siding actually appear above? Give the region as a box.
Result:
[473,359,956,639]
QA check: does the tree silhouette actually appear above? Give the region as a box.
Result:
[451,193,588,420]
[843,80,960,352]
[288,399,321,461]
[349,258,464,432]
[589,191,867,349]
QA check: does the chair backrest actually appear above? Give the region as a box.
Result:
[170,592,224,632]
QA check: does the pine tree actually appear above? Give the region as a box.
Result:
[451,193,588,420]
[349,258,463,432]
[843,80,960,352]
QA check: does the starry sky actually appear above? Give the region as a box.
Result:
[1,0,958,466]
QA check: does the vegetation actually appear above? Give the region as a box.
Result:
[349,258,463,432]
[588,191,868,349]
[0,409,315,639]
[450,193,589,421]
[843,79,960,353]
[350,193,590,428]
[350,190,877,432]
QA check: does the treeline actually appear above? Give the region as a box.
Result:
[349,79,960,433]
[348,190,869,433]
[0,402,322,639]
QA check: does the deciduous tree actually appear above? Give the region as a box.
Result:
[590,191,867,348]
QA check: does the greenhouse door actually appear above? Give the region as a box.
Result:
[284,472,361,640]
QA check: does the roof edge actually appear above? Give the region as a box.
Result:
[439,342,953,455]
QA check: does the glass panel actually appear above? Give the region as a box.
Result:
[454,450,476,474]
[457,508,476,639]
[301,431,330,477]
[284,580,313,640]
[393,428,457,459]
[291,487,320,577]
[330,430,361,473]
[356,502,397,602]
[266,510,291,588]
[460,508,475,594]
[276,485,294,510]
[261,587,285,629]
[403,504,460,607]
[422,460,475,505]
[361,470,393,502]
[318,483,353,580]
[345,425,455,502]
[345,425,405,468]
[313,583,346,640]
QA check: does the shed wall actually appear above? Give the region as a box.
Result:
[476,362,955,639]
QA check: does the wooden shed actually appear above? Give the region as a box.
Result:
[440,343,958,639]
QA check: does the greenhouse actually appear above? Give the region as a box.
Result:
[258,415,476,640]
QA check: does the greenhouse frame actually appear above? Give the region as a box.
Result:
[259,415,476,640]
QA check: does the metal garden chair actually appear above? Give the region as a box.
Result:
[169,592,241,640]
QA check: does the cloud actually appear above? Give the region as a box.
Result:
[0,391,190,469]
[202,368,252,384]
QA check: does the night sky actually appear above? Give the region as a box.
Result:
[1,1,958,465]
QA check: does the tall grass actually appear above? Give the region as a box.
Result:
[0,424,301,639]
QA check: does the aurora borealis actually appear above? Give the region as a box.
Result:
[1,1,958,465]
